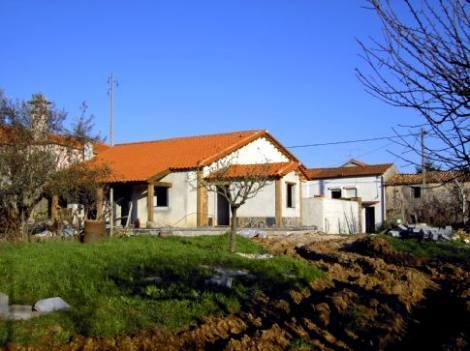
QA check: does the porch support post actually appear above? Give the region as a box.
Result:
[51,194,59,221]
[197,170,208,227]
[147,182,154,226]
[109,186,114,236]
[275,178,283,228]
[96,187,104,220]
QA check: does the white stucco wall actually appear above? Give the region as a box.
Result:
[132,171,198,228]
[204,136,299,223]
[302,197,360,234]
[237,181,276,217]
[210,137,289,169]
[303,175,386,228]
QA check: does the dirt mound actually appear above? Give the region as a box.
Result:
[347,237,420,266]
[4,235,469,351]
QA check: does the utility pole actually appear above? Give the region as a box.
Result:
[421,127,426,189]
[108,73,117,146]
[107,73,118,236]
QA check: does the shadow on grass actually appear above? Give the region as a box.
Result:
[107,256,316,321]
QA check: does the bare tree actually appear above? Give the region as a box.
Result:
[0,90,106,239]
[201,161,271,252]
[356,0,469,174]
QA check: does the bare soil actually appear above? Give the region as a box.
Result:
[4,234,469,351]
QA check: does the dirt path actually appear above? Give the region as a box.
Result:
[4,234,469,351]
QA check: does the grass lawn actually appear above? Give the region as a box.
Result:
[381,235,470,261]
[0,234,322,346]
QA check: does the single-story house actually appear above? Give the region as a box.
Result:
[302,159,397,232]
[93,130,307,228]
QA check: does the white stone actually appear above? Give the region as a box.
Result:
[33,297,70,313]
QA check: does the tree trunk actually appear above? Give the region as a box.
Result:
[229,206,238,253]
[20,208,27,241]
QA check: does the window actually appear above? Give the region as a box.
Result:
[155,186,169,207]
[343,187,357,198]
[286,183,295,208]
[331,189,342,199]
[412,186,421,199]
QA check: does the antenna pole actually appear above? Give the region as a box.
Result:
[108,73,117,236]
[108,73,116,146]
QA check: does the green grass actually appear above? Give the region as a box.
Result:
[0,234,322,346]
[381,235,470,261]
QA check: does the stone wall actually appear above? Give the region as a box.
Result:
[236,216,302,228]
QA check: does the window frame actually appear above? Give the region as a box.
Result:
[286,182,296,208]
[154,186,170,208]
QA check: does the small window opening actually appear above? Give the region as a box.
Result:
[412,186,421,199]
[155,186,169,207]
[331,189,342,199]
[286,183,295,208]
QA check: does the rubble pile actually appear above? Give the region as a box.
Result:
[388,223,455,241]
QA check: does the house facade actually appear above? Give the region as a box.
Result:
[302,160,397,232]
[94,130,306,228]
[385,172,470,226]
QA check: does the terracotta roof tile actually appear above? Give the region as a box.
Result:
[206,162,302,180]
[93,130,300,183]
[306,163,393,180]
[386,171,465,185]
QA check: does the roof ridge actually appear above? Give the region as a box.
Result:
[114,129,265,147]
[307,162,393,171]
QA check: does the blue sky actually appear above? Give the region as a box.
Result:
[0,0,421,171]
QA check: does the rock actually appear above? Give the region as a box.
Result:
[206,275,233,288]
[8,305,35,320]
[0,292,8,317]
[159,230,173,238]
[213,267,249,277]
[142,276,162,284]
[236,252,273,260]
[238,229,267,238]
[33,297,70,313]
[35,230,53,237]
[0,292,8,306]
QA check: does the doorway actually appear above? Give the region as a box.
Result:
[365,206,376,233]
[217,190,230,226]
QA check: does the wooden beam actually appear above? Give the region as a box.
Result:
[275,179,283,228]
[51,195,59,221]
[154,181,172,188]
[196,170,208,227]
[96,187,104,219]
[147,182,154,225]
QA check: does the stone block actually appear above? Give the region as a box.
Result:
[34,297,70,313]
[0,292,8,306]
[8,305,33,320]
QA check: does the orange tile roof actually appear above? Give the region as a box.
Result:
[93,130,301,183]
[0,124,109,155]
[386,171,466,186]
[206,162,303,180]
[306,163,393,180]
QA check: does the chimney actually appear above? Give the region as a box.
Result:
[29,94,50,140]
